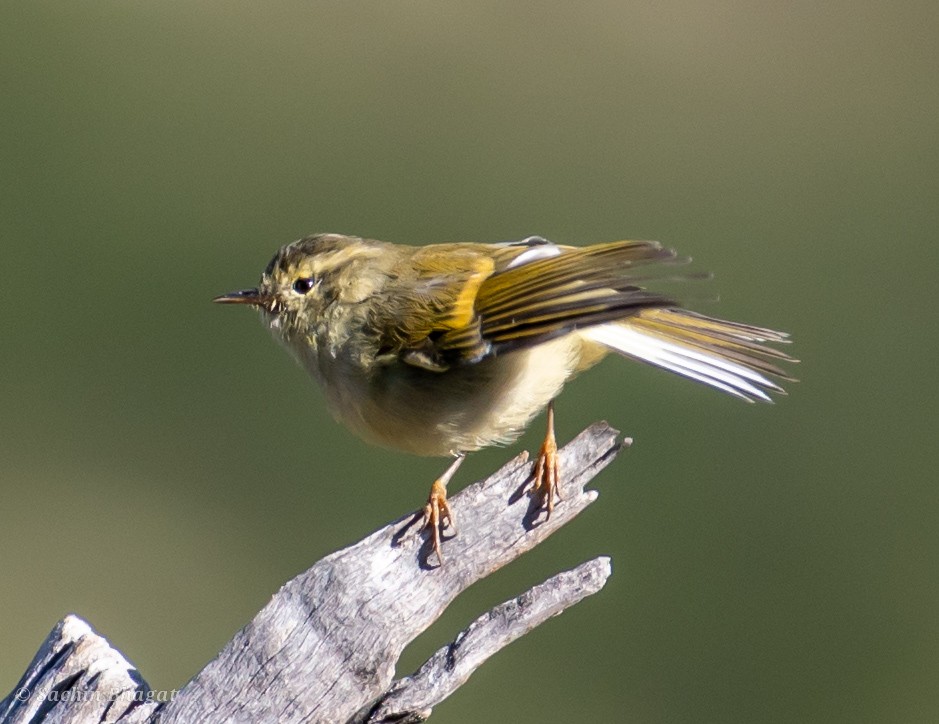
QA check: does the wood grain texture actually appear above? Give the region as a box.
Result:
[0,423,626,724]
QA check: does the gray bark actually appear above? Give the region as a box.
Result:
[1,423,625,724]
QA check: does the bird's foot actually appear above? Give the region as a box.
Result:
[421,454,464,565]
[532,425,561,517]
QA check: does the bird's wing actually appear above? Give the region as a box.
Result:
[370,244,496,370]
[469,239,680,355]
[380,238,680,370]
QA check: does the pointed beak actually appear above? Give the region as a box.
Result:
[213,288,263,306]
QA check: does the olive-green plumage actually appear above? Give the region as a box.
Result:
[216,233,794,456]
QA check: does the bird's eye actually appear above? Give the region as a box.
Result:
[292,277,317,295]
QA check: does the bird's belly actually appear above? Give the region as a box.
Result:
[324,337,581,456]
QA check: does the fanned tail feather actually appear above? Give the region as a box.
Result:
[585,308,796,403]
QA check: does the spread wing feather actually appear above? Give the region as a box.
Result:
[377,237,794,404]
[383,239,681,367]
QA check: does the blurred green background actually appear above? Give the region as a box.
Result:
[2,2,936,722]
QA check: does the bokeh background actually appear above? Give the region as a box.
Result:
[2,2,936,722]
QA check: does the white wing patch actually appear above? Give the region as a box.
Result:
[505,242,563,269]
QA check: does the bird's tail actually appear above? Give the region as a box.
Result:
[584,308,797,402]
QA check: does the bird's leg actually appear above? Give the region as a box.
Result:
[532,400,561,517]
[422,452,465,565]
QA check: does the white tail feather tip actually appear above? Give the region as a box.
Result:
[585,324,778,402]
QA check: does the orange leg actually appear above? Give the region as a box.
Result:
[532,400,561,517]
[422,453,464,565]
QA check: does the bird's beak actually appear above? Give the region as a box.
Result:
[213,288,264,306]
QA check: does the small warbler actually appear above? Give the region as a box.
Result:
[216,234,795,562]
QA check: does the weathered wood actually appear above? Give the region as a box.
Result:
[1,423,626,724]
[353,556,612,723]
[0,616,158,724]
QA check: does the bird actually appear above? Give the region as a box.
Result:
[215,233,795,563]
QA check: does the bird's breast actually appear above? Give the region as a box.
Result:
[317,336,585,456]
